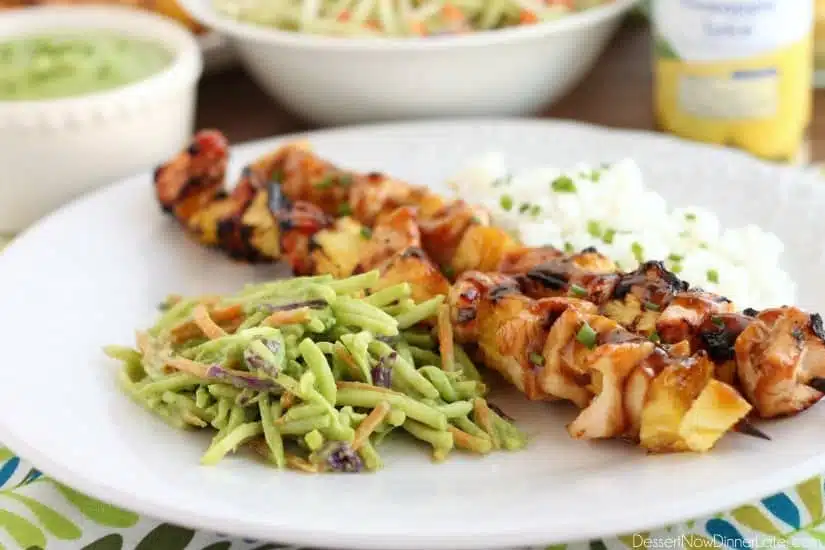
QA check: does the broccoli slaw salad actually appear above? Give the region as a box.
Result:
[105,271,526,474]
[213,0,614,37]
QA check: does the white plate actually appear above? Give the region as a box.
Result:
[1,119,824,550]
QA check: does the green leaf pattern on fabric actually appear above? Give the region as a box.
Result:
[1,463,825,549]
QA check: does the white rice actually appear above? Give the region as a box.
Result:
[447,154,796,309]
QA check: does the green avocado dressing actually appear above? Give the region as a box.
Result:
[0,33,173,101]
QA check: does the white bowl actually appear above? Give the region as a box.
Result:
[178,0,638,126]
[0,6,203,234]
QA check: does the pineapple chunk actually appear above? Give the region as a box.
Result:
[311,217,364,278]
[452,225,518,275]
[679,379,751,452]
[639,354,714,452]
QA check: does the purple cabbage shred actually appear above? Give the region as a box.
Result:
[325,443,363,473]
[371,352,396,388]
[265,299,327,312]
[243,339,281,378]
[206,364,277,392]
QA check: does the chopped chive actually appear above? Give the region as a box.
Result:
[602,229,616,244]
[631,242,644,263]
[564,242,574,253]
[569,284,587,298]
[645,301,660,312]
[529,204,542,216]
[470,216,482,225]
[492,175,511,187]
[711,316,724,328]
[685,212,697,221]
[576,323,597,349]
[706,269,719,283]
[671,263,683,274]
[519,203,530,214]
[587,220,602,238]
[551,176,577,193]
[649,331,661,343]
[528,351,545,366]
[360,227,372,240]
[314,176,335,189]
[499,194,513,212]
[338,203,353,216]
[667,253,684,262]
[590,170,602,182]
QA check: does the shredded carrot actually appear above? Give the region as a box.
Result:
[192,304,228,340]
[519,10,538,23]
[448,426,491,453]
[165,356,211,377]
[351,401,391,451]
[280,392,295,410]
[473,397,500,448]
[263,308,310,327]
[442,3,464,21]
[334,343,365,381]
[286,453,320,473]
[409,20,426,34]
[170,304,243,342]
[437,303,455,372]
[248,438,271,460]
[336,10,350,21]
[336,381,398,395]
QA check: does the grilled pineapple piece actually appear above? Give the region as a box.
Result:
[639,353,714,452]
[311,217,365,278]
[372,249,450,304]
[452,226,519,275]
[678,379,751,452]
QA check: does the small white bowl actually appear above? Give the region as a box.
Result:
[0,6,203,234]
[179,0,637,126]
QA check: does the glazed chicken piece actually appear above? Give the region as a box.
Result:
[736,308,825,418]
[448,271,751,452]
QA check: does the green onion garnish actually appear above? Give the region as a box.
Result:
[707,269,719,283]
[519,203,530,214]
[500,194,513,212]
[529,351,545,366]
[314,176,335,189]
[551,176,577,193]
[668,253,683,262]
[649,331,661,343]
[645,301,660,312]
[602,229,616,245]
[443,265,455,279]
[631,242,644,263]
[360,227,372,240]
[699,242,709,250]
[339,174,353,186]
[471,216,482,225]
[711,316,724,328]
[569,284,587,298]
[587,220,602,238]
[671,263,683,274]
[338,203,353,216]
[564,242,574,253]
[576,323,597,349]
[529,204,541,216]
[685,212,697,221]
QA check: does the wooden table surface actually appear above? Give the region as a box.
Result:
[195,20,823,161]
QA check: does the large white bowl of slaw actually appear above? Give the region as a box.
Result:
[178,0,637,125]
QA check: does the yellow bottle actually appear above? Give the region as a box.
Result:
[653,1,813,163]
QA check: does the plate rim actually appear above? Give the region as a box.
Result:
[1,117,823,549]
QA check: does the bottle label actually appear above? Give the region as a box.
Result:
[653,0,813,162]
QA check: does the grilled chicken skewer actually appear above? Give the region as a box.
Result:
[153,131,825,423]
[448,271,752,452]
